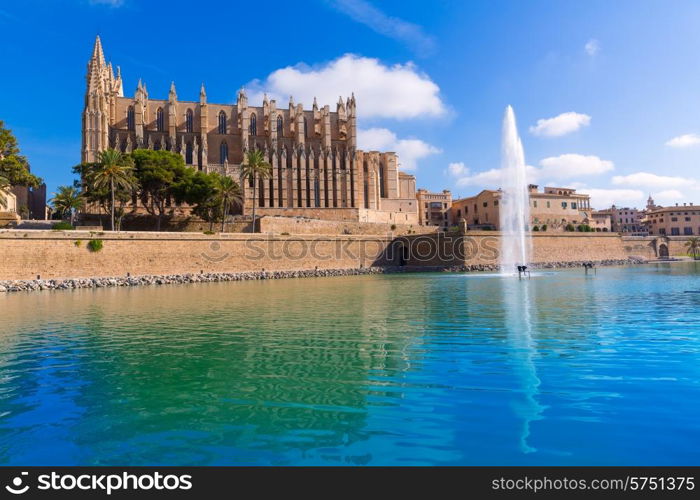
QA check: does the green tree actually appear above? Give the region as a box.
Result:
[0,121,41,187]
[131,149,190,231]
[686,237,700,260]
[240,150,272,232]
[214,175,243,232]
[92,149,137,231]
[51,185,83,226]
[173,170,222,232]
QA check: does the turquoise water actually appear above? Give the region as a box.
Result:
[1,262,699,465]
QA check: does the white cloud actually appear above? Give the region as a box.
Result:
[586,188,644,209]
[612,172,698,189]
[447,163,539,187]
[357,128,440,170]
[538,154,614,179]
[447,162,468,177]
[654,189,685,201]
[89,0,125,6]
[247,54,445,120]
[665,133,700,148]
[328,0,435,56]
[529,112,591,137]
[585,39,600,56]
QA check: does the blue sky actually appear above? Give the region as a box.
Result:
[2,0,700,208]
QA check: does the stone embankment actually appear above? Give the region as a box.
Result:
[0,267,390,293]
[0,258,649,294]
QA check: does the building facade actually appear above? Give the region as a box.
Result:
[594,205,645,233]
[81,37,417,224]
[450,185,593,231]
[416,189,452,227]
[10,184,47,220]
[644,202,700,236]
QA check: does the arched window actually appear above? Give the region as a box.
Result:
[277,116,283,136]
[156,108,164,132]
[220,141,228,163]
[379,161,386,198]
[218,111,227,134]
[249,113,257,136]
[185,142,193,165]
[127,106,135,131]
[304,117,308,138]
[186,109,193,133]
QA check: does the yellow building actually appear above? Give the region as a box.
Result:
[450,185,593,231]
[644,203,700,236]
[416,189,452,227]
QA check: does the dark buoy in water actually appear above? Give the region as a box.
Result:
[583,262,596,275]
[516,265,530,279]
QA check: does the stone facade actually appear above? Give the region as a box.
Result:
[416,189,452,227]
[644,203,700,236]
[81,37,417,224]
[258,216,438,236]
[595,205,645,233]
[10,184,47,220]
[450,185,592,231]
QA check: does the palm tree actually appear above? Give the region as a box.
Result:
[686,237,700,260]
[0,175,9,210]
[51,185,83,226]
[214,175,243,232]
[240,149,272,232]
[93,149,137,231]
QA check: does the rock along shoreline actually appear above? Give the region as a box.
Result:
[0,258,647,294]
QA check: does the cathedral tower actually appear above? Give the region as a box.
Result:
[81,36,122,163]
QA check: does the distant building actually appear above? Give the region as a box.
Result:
[1,187,17,213]
[590,211,612,232]
[644,201,700,236]
[416,189,452,227]
[594,205,645,233]
[450,185,592,231]
[10,183,47,220]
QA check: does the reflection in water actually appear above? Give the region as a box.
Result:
[502,279,544,453]
[0,263,699,465]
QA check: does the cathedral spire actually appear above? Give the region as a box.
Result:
[200,83,207,104]
[169,81,177,101]
[91,35,106,67]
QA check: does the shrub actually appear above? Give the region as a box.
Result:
[565,224,575,232]
[541,224,547,232]
[87,239,104,252]
[74,240,82,247]
[280,232,290,236]
[52,222,74,230]
[203,230,215,235]
[390,224,397,231]
[532,225,540,231]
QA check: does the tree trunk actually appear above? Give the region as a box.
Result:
[221,198,227,233]
[251,174,256,233]
[110,178,115,231]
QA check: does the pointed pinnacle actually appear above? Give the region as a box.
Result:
[92,35,105,66]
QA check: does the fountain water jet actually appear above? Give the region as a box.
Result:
[499,106,532,274]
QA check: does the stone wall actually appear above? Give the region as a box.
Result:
[0,230,394,280]
[259,216,437,236]
[1,230,693,281]
[397,232,645,268]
